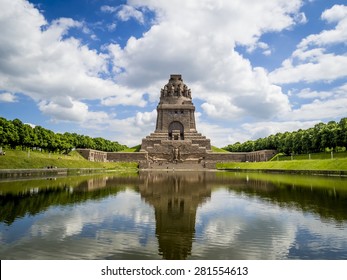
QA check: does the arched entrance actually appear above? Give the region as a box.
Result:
[168,121,184,140]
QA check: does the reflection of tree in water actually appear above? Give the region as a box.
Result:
[0,175,140,225]
[138,171,211,260]
[217,172,347,223]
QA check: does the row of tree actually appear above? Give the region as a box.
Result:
[223,118,347,155]
[0,117,128,153]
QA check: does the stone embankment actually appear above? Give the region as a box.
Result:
[219,168,347,176]
[0,168,105,179]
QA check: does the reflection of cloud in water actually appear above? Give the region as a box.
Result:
[2,189,157,259]
[30,190,154,238]
[193,189,347,259]
[2,231,160,259]
[2,172,347,259]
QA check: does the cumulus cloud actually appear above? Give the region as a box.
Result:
[270,53,347,84]
[2,0,331,146]
[289,98,347,121]
[117,5,145,24]
[107,0,301,122]
[297,88,333,99]
[111,0,303,86]
[76,109,157,147]
[38,97,113,123]
[241,120,320,138]
[270,4,347,84]
[0,92,17,102]
[302,4,347,47]
[101,4,145,24]
[0,0,147,123]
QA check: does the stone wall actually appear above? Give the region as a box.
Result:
[77,149,148,163]
[107,152,148,162]
[77,149,107,162]
[205,152,247,162]
[245,150,277,162]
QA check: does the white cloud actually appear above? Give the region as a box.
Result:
[101,4,144,24]
[270,4,347,84]
[106,0,301,124]
[100,5,117,13]
[135,109,156,127]
[295,12,307,24]
[246,41,272,55]
[0,0,147,123]
[270,52,347,84]
[322,4,347,23]
[241,120,320,138]
[203,83,347,144]
[38,98,89,122]
[289,98,347,121]
[77,109,157,147]
[107,23,117,31]
[281,83,347,122]
[298,5,347,49]
[297,88,333,99]
[117,5,144,24]
[5,0,340,147]
[0,92,17,102]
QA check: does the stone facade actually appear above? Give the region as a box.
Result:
[245,150,277,162]
[77,74,277,168]
[77,149,147,163]
[77,149,107,162]
[140,74,212,166]
[107,151,147,162]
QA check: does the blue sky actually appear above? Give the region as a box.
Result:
[1,0,347,147]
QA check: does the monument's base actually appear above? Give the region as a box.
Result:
[140,131,212,164]
[139,160,213,170]
[76,148,277,169]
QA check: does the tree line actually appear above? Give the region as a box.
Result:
[0,117,128,153]
[223,118,347,155]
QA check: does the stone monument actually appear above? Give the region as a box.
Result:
[140,74,212,167]
[77,74,277,167]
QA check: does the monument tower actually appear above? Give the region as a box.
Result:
[140,74,211,167]
[78,74,277,166]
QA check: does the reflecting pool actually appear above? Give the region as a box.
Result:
[1,171,347,259]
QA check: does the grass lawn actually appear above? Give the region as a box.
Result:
[217,157,347,171]
[211,146,229,153]
[0,149,138,170]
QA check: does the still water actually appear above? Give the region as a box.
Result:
[1,171,347,260]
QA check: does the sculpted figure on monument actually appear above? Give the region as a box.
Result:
[177,84,182,96]
[169,84,174,96]
[183,85,188,97]
[173,147,180,162]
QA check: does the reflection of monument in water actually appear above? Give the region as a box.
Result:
[138,171,211,260]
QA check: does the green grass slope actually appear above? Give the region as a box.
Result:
[121,144,142,152]
[211,146,229,153]
[0,149,138,170]
[217,158,347,171]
